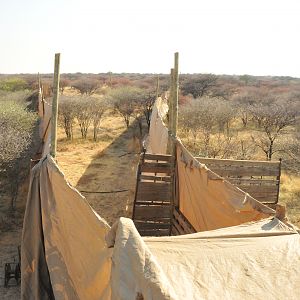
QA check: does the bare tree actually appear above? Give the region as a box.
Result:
[214,99,236,134]
[251,101,297,160]
[91,97,109,141]
[135,89,156,131]
[179,97,216,155]
[58,95,76,140]
[181,74,218,98]
[109,86,142,128]
[74,96,94,139]
[72,78,100,95]
[206,133,238,159]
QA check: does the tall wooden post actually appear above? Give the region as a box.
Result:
[155,74,160,100]
[167,69,174,154]
[50,53,61,158]
[168,52,179,155]
[38,72,41,91]
[171,52,179,140]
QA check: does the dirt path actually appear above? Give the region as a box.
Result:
[57,117,140,225]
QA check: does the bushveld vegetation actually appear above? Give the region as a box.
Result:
[1,72,300,225]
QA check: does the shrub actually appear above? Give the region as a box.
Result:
[0,100,40,209]
[0,77,28,92]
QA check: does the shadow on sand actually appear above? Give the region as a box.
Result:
[75,120,143,225]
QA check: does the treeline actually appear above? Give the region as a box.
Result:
[50,73,300,172]
[2,72,300,177]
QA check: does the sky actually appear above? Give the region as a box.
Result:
[1,0,300,77]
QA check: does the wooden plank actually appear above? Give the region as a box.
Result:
[196,157,281,168]
[208,167,279,177]
[172,219,185,235]
[138,229,170,236]
[171,226,180,236]
[237,185,278,194]
[228,178,279,185]
[134,220,171,226]
[136,182,171,202]
[140,175,172,183]
[251,195,278,203]
[137,182,171,192]
[134,206,171,219]
[144,153,173,162]
[135,201,171,206]
[173,209,196,234]
[134,216,171,222]
[135,222,170,230]
[136,194,171,203]
[140,162,172,174]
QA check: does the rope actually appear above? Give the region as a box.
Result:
[80,189,129,194]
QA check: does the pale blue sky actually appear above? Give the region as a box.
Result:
[1,0,300,77]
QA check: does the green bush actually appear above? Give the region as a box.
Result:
[0,77,28,92]
[0,100,40,210]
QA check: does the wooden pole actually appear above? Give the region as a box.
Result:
[50,53,61,158]
[275,204,287,221]
[155,74,160,100]
[167,69,174,154]
[169,68,174,128]
[38,72,41,91]
[168,52,179,155]
[172,52,179,139]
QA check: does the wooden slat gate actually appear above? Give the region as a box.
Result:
[132,153,174,236]
[132,152,196,236]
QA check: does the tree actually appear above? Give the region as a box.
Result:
[109,86,142,128]
[58,95,76,140]
[74,96,94,138]
[91,97,109,141]
[135,89,157,131]
[214,99,236,134]
[0,98,40,210]
[179,97,216,155]
[251,101,297,160]
[72,78,100,95]
[181,74,218,98]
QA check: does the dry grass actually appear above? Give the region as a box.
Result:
[279,173,300,227]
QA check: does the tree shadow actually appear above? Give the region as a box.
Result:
[75,119,143,225]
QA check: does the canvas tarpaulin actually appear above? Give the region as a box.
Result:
[37,89,52,156]
[21,155,111,300]
[176,141,275,232]
[143,217,300,300]
[146,97,169,154]
[21,156,300,300]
